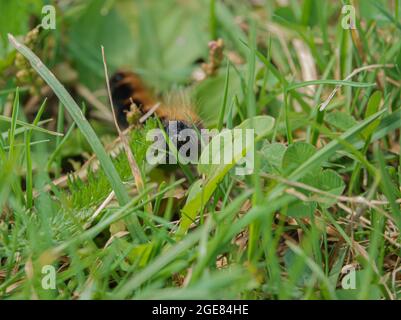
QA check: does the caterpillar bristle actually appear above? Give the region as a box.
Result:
[109,70,202,129]
[109,70,156,127]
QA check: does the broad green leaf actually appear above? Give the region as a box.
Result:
[186,179,203,203]
[362,91,382,140]
[326,111,358,131]
[67,0,136,86]
[268,108,387,200]
[239,115,276,137]
[178,116,275,236]
[198,115,275,175]
[282,142,317,175]
[287,201,316,218]
[193,71,242,127]
[317,169,345,208]
[260,142,287,174]
[377,149,401,228]
[128,242,155,268]
[286,169,344,214]
[0,0,42,48]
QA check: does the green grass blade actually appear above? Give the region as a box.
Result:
[268,108,387,200]
[25,99,47,209]
[8,34,130,206]
[0,115,63,137]
[286,80,376,92]
[217,61,230,131]
[7,87,19,160]
[209,0,217,40]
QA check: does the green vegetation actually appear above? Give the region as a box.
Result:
[0,0,401,300]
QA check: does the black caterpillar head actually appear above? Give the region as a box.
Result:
[163,120,202,163]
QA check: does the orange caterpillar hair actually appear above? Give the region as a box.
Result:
[109,70,201,128]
